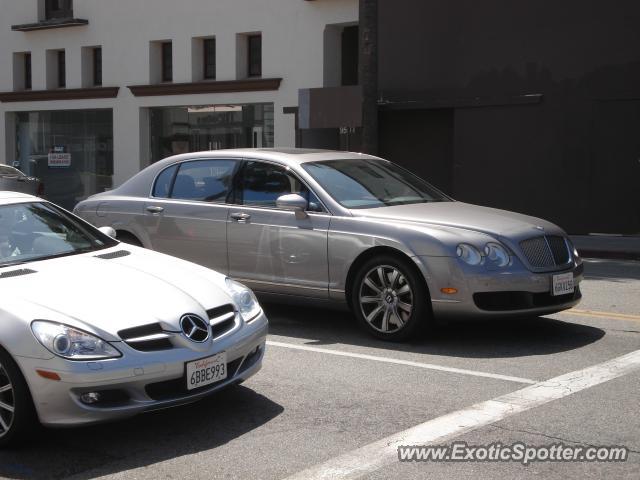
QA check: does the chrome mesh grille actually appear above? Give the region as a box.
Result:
[519,236,570,269]
[547,236,570,265]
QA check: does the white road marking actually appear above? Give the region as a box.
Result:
[267,340,536,384]
[283,348,640,480]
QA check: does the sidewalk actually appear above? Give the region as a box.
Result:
[570,235,640,261]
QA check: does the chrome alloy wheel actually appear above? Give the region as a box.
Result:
[0,362,15,439]
[358,265,414,333]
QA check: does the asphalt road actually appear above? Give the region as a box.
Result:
[1,258,639,480]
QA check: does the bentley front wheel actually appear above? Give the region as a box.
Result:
[351,255,429,341]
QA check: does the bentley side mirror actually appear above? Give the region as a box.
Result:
[98,226,117,239]
[276,194,309,220]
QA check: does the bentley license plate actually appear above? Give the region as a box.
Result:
[552,272,574,296]
[186,352,227,390]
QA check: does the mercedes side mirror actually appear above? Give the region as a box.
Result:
[98,226,117,239]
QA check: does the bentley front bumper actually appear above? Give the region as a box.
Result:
[415,256,584,319]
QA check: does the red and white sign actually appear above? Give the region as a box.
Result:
[48,152,71,168]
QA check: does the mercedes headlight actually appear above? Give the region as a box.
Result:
[484,242,511,267]
[31,321,121,360]
[456,243,483,265]
[224,278,261,321]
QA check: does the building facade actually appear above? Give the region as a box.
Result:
[295,0,640,235]
[4,1,637,235]
[374,0,640,235]
[0,0,358,209]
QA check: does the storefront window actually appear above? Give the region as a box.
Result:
[13,109,113,210]
[149,103,274,163]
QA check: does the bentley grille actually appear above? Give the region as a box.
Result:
[519,235,571,269]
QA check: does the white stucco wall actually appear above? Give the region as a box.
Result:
[0,0,357,187]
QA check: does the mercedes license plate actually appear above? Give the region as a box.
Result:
[186,352,227,390]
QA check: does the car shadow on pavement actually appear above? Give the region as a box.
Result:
[263,303,606,359]
[0,385,283,480]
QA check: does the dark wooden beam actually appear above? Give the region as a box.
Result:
[11,18,89,32]
[0,86,119,103]
[128,78,282,97]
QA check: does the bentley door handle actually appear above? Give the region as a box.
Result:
[146,206,164,214]
[230,212,251,222]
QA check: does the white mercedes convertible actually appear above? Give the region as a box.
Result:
[0,192,267,446]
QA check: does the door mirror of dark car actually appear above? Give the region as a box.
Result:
[276,194,309,219]
[98,226,117,239]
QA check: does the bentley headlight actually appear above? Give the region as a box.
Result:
[31,321,121,360]
[224,278,261,321]
[456,243,483,265]
[484,242,510,267]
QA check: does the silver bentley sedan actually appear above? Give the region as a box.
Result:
[0,191,267,446]
[75,148,583,341]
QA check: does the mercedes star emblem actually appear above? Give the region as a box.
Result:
[180,314,210,343]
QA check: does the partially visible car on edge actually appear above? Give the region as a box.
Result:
[0,191,267,446]
[0,164,44,196]
[74,148,583,341]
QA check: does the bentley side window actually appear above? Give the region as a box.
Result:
[235,161,324,212]
[163,159,240,202]
[152,164,178,198]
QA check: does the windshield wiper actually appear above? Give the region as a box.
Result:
[1,245,104,268]
[0,260,31,269]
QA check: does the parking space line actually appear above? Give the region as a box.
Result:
[283,348,640,480]
[561,308,640,322]
[266,341,536,384]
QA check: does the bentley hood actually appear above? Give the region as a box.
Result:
[355,201,565,239]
